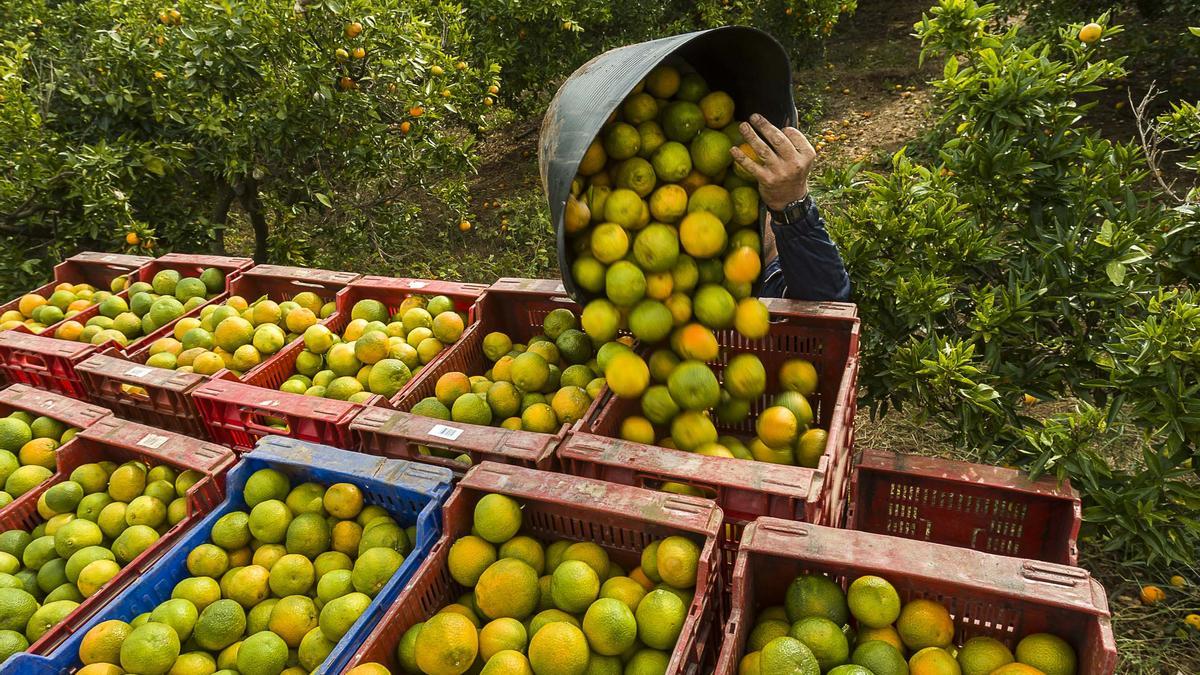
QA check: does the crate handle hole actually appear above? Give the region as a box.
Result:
[118,384,151,401]
[19,354,49,373]
[242,410,291,437]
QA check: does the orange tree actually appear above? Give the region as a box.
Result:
[823,0,1200,566]
[456,0,857,108]
[0,0,496,294]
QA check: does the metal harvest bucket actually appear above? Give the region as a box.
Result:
[538,26,797,304]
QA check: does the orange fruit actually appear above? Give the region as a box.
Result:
[756,406,799,449]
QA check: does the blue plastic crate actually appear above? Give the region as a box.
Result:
[10,435,453,675]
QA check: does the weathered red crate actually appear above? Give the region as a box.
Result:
[0,254,252,398]
[352,277,597,473]
[191,376,364,452]
[0,384,113,523]
[192,277,488,452]
[76,265,359,438]
[239,276,488,406]
[714,518,1116,675]
[77,252,254,354]
[0,383,112,433]
[0,330,102,398]
[0,416,234,658]
[342,462,724,674]
[850,449,1082,565]
[0,252,151,335]
[560,299,860,562]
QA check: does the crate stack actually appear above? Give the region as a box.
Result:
[0,255,1117,673]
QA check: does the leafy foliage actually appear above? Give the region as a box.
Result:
[824,0,1197,566]
[457,0,857,109]
[0,0,498,295]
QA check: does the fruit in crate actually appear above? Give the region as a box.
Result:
[278,296,466,402]
[74,467,417,673]
[738,573,1079,675]
[137,289,335,377]
[0,411,82,507]
[349,492,702,674]
[12,268,225,347]
[0,278,124,334]
[0,460,200,661]
[409,307,607,448]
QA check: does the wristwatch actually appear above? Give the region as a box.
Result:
[767,194,812,227]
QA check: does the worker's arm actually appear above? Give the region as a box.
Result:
[760,200,851,301]
[732,114,851,302]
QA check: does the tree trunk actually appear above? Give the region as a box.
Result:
[239,179,270,262]
[209,181,236,255]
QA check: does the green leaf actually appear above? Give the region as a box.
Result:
[314,193,332,208]
[1105,261,1125,285]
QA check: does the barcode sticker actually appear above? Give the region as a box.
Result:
[40,400,56,409]
[125,366,153,378]
[428,424,463,441]
[137,433,169,449]
[407,281,428,289]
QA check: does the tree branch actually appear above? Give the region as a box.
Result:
[238,178,270,262]
[1129,84,1183,203]
[209,181,236,255]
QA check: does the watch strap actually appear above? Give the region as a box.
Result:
[768,195,812,226]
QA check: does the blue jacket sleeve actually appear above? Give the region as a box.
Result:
[760,198,851,302]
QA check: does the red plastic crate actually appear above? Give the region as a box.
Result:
[0,330,102,398]
[714,518,1116,674]
[75,354,210,439]
[352,277,599,473]
[191,376,365,452]
[342,462,724,674]
[239,276,488,407]
[0,252,151,335]
[63,252,253,356]
[0,383,112,432]
[0,384,113,524]
[0,415,235,657]
[76,265,360,438]
[560,299,860,561]
[850,449,1082,565]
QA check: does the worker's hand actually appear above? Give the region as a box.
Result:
[730,113,815,211]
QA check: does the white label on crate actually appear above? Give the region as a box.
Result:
[407,281,428,289]
[137,433,170,449]
[125,366,153,378]
[427,424,463,441]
